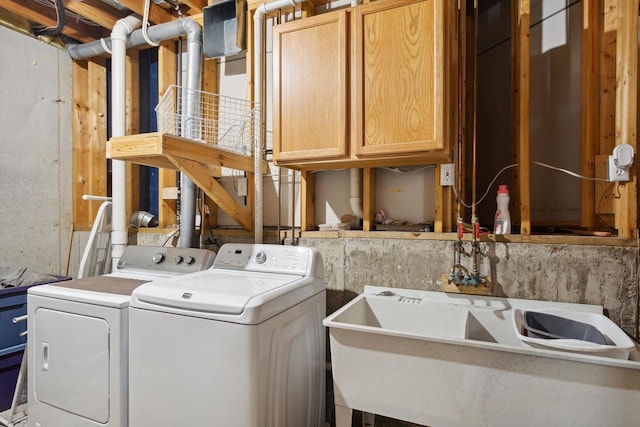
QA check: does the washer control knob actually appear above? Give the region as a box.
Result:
[152,253,165,264]
[255,251,267,264]
[185,256,196,265]
[174,255,184,264]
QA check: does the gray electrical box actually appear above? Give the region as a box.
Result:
[203,0,244,58]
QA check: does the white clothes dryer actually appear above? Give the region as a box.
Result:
[128,243,326,427]
[27,246,216,427]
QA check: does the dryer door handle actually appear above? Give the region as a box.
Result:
[42,342,49,371]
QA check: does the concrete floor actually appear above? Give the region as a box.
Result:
[0,404,27,427]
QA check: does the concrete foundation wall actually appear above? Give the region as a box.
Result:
[0,27,72,275]
[299,238,639,340]
[85,233,638,339]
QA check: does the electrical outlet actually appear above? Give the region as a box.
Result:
[237,177,248,196]
[607,156,630,182]
[440,163,455,186]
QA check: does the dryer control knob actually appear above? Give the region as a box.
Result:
[255,251,267,264]
[185,256,196,265]
[174,255,184,264]
[152,253,165,264]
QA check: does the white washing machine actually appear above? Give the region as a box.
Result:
[128,243,326,427]
[27,246,216,427]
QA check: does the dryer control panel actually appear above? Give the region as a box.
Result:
[117,246,216,274]
[213,244,324,278]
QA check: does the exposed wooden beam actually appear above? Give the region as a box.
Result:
[180,0,206,15]
[116,0,174,24]
[512,0,531,235]
[580,0,601,228]
[614,0,638,238]
[158,40,178,229]
[166,155,253,231]
[362,168,375,232]
[0,0,104,42]
[126,50,141,219]
[62,0,123,30]
[300,171,315,232]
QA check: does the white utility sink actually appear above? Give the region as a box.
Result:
[324,286,640,427]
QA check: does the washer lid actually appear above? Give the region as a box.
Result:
[131,270,304,315]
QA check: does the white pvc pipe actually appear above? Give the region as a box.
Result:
[71,18,203,252]
[349,168,364,219]
[110,15,142,269]
[177,23,203,248]
[254,0,310,244]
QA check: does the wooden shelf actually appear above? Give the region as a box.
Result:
[108,132,268,231]
[107,132,268,174]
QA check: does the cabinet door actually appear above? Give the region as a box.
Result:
[354,0,445,156]
[273,11,349,162]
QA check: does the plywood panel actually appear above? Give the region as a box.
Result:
[72,58,107,228]
[73,60,91,228]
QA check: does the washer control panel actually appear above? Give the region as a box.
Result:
[117,246,216,273]
[213,244,323,278]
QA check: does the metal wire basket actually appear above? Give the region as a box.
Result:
[155,84,259,155]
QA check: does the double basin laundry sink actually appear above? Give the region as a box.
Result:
[324,286,640,427]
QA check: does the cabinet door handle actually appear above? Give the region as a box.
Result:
[42,342,49,371]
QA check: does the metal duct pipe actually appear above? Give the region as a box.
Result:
[68,18,202,60]
[177,24,203,248]
[68,18,203,249]
[110,15,142,269]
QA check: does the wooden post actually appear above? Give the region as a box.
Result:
[580,0,601,228]
[126,50,140,220]
[363,168,376,231]
[614,0,638,238]
[157,40,178,229]
[600,0,617,156]
[511,0,531,235]
[202,53,221,231]
[300,171,315,231]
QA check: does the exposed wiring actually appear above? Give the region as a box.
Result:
[33,0,102,28]
[34,0,65,36]
[381,165,435,174]
[142,0,160,47]
[531,161,609,182]
[453,160,611,208]
[161,229,179,247]
[453,163,519,209]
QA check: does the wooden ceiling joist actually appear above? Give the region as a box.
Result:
[0,0,104,42]
[179,0,206,15]
[116,0,174,25]
[62,0,126,30]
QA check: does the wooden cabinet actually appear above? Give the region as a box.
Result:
[273,0,455,170]
[273,11,349,162]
